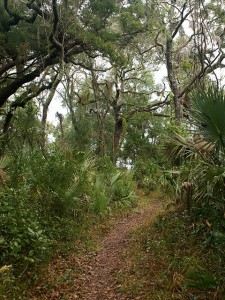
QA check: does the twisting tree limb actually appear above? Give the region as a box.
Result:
[3,0,38,27]
[125,96,170,120]
[50,0,62,49]
[3,73,56,135]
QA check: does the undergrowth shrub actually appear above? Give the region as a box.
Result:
[109,171,137,207]
[90,158,137,214]
[91,177,109,214]
[156,210,225,298]
[0,146,137,299]
[126,209,225,299]
[0,150,137,280]
[0,186,49,267]
[133,158,163,191]
[9,147,77,218]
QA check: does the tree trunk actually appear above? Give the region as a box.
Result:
[99,120,106,158]
[166,39,182,123]
[112,108,123,164]
[56,112,64,139]
[41,69,63,149]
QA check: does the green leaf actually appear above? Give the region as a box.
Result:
[110,171,122,186]
[0,156,11,170]
[190,86,225,153]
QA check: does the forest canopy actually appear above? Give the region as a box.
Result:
[0,0,224,158]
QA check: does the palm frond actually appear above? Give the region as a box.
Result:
[0,156,11,187]
[190,86,225,153]
[0,156,11,170]
[171,133,213,162]
[110,171,122,186]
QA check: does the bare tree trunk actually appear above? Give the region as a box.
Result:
[112,110,123,164]
[56,112,64,139]
[111,71,124,164]
[90,68,108,158]
[98,119,106,158]
[166,39,182,123]
[67,94,79,134]
[41,69,63,149]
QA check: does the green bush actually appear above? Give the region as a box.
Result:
[133,159,163,191]
[91,157,137,211]
[110,171,136,204]
[8,147,78,218]
[0,187,49,267]
[91,177,109,214]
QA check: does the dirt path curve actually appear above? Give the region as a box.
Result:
[79,200,163,300]
[33,196,163,300]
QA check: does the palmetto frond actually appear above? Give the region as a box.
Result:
[183,87,225,199]
[0,156,10,187]
[168,132,214,163]
[167,87,225,209]
[0,156,11,170]
[190,86,225,154]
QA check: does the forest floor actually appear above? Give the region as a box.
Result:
[31,191,164,300]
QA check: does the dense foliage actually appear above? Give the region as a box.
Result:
[0,146,136,295]
[0,0,225,298]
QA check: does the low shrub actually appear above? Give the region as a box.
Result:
[0,187,49,267]
[133,159,163,191]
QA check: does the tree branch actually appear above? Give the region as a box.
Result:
[3,76,55,134]
[179,53,225,98]
[172,6,192,39]
[125,97,170,120]
[50,0,62,49]
[0,37,91,107]
[4,0,38,27]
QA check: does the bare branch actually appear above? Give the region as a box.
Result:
[172,6,193,39]
[125,96,170,120]
[179,53,225,98]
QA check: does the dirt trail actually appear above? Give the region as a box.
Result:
[79,200,162,300]
[34,197,163,300]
